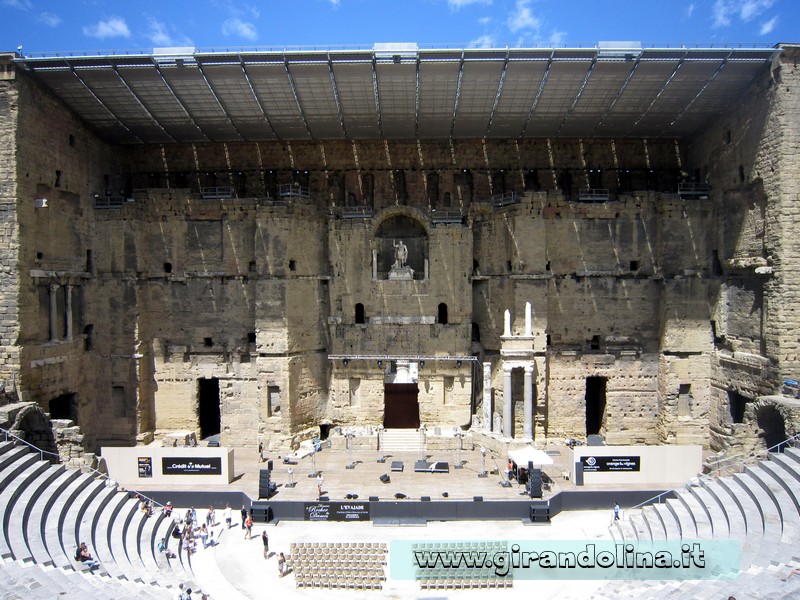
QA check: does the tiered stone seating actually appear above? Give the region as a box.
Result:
[290,541,387,590]
[602,442,800,598]
[0,440,198,597]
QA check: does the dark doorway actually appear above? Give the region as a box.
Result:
[585,376,607,436]
[198,378,221,440]
[728,390,750,424]
[757,405,787,452]
[438,303,448,325]
[383,383,420,428]
[50,393,78,423]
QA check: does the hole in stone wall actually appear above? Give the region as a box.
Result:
[728,390,750,424]
[197,378,221,439]
[545,261,551,271]
[712,250,723,276]
[268,385,281,416]
[438,303,448,325]
[50,392,78,423]
[204,337,213,347]
[590,335,601,350]
[36,252,43,260]
[725,129,731,144]
[86,250,92,272]
[585,376,607,436]
[506,260,512,273]
[757,404,788,452]
[630,260,639,271]
[247,332,256,344]
[471,322,481,342]
[163,262,172,274]
[473,259,479,274]
[84,324,93,351]
[289,260,296,272]
[248,261,256,272]
[55,170,61,187]
[355,303,365,324]
[738,165,745,183]
[68,134,75,147]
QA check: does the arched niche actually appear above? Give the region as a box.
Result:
[373,210,429,280]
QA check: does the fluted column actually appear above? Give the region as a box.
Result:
[503,364,513,438]
[65,284,73,340]
[523,364,534,440]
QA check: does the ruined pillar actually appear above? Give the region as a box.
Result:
[503,364,513,438]
[503,309,512,337]
[482,362,492,431]
[49,284,58,341]
[524,301,532,337]
[65,284,73,340]
[523,364,533,440]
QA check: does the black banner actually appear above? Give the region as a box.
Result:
[137,457,152,478]
[581,456,640,472]
[162,456,222,475]
[304,502,370,521]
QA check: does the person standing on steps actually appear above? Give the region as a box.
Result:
[241,504,248,529]
[262,530,269,559]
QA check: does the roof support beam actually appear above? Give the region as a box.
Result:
[67,62,143,143]
[196,63,245,140]
[327,54,348,138]
[151,61,210,141]
[591,57,641,135]
[371,56,384,139]
[520,51,554,138]
[449,51,465,139]
[283,56,312,138]
[238,58,279,139]
[484,50,510,138]
[112,66,176,142]
[414,56,421,138]
[624,52,688,136]
[556,59,597,135]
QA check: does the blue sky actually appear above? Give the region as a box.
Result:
[3,0,796,55]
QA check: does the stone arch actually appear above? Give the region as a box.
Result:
[373,208,429,279]
[755,401,790,452]
[11,403,59,462]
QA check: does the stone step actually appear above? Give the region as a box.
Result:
[0,445,33,472]
[686,482,730,539]
[760,459,800,516]
[0,440,16,456]
[612,517,638,544]
[783,446,800,465]
[628,512,653,544]
[380,429,422,452]
[747,464,800,541]
[103,495,142,580]
[24,467,82,565]
[59,478,108,570]
[641,505,667,540]
[650,503,681,540]
[0,459,52,560]
[42,471,95,569]
[674,488,713,539]
[0,449,41,494]
[665,497,697,539]
[701,478,747,540]
[81,489,131,580]
[768,453,800,485]
[732,472,783,540]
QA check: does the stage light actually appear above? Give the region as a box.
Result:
[343,358,349,366]
[419,360,424,368]
[456,360,462,368]
[377,360,383,368]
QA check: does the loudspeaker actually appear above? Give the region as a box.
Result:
[526,466,542,498]
[379,474,390,484]
[394,493,406,499]
[421,496,431,502]
[369,496,379,502]
[266,459,274,471]
[258,469,272,499]
[473,496,483,502]
[319,495,329,501]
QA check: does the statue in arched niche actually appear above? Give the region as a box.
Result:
[392,239,408,270]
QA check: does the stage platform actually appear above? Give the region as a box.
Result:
[131,441,672,522]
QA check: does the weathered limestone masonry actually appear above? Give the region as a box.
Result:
[2,46,799,457]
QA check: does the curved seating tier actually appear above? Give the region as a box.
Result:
[0,441,199,597]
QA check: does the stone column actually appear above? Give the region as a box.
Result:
[482,362,492,431]
[503,309,512,337]
[524,301,532,337]
[523,364,534,440]
[503,364,513,438]
[372,249,378,280]
[65,284,73,340]
[49,284,58,341]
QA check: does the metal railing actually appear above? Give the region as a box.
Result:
[0,425,165,510]
[678,182,711,199]
[278,183,311,199]
[431,209,464,224]
[94,196,127,209]
[623,432,800,518]
[341,206,375,219]
[577,188,610,203]
[200,186,234,199]
[491,192,519,208]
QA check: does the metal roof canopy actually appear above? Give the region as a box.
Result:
[14,46,780,144]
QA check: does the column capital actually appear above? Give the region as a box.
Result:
[524,364,534,375]
[502,363,513,374]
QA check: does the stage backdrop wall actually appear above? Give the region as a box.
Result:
[570,445,702,486]
[101,446,235,486]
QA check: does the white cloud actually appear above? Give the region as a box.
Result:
[148,19,173,46]
[686,3,695,18]
[713,0,775,28]
[479,16,491,25]
[448,0,491,9]
[507,0,541,34]
[548,29,567,47]
[468,34,495,48]
[83,17,131,39]
[222,18,257,41]
[39,12,61,27]
[329,0,341,6]
[2,0,32,9]
[759,15,778,34]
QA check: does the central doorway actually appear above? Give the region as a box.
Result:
[585,376,607,436]
[383,383,420,428]
[198,378,221,440]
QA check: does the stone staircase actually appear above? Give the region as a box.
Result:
[380,429,423,453]
[0,440,200,598]
[602,445,800,599]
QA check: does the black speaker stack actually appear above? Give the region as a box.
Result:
[259,468,273,499]
[526,462,542,498]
